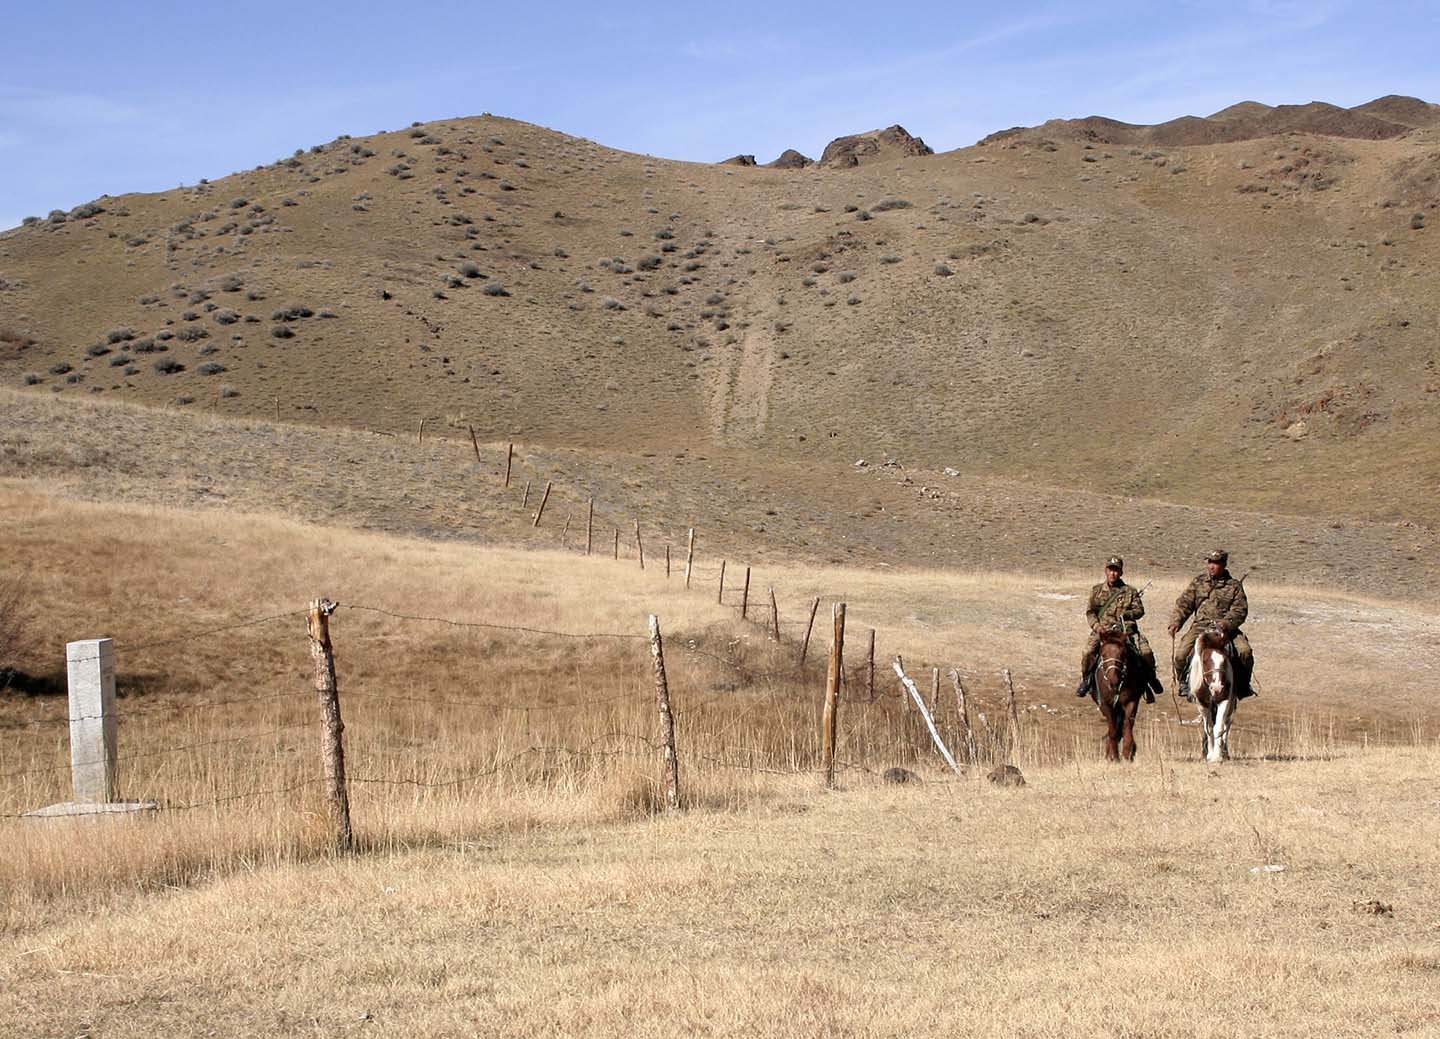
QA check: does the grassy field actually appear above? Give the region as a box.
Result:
[2,745,1436,1037]
[3,479,1437,957]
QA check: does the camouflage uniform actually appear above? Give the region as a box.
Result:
[1170,570,1254,695]
[1080,580,1159,681]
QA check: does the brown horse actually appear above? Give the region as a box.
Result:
[1191,624,1237,762]
[1095,624,1146,761]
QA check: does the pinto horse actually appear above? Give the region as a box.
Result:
[1095,624,1146,761]
[1191,624,1237,762]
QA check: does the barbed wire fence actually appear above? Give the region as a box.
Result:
[0,435,1048,832]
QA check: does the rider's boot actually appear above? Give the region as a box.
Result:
[1175,672,1195,702]
[1074,671,1093,699]
[1143,674,1158,705]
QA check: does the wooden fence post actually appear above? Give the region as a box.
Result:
[613,528,619,560]
[468,425,480,463]
[561,511,572,547]
[718,560,726,604]
[867,629,876,701]
[533,481,552,527]
[799,596,820,666]
[947,669,979,768]
[306,598,353,853]
[740,566,751,619]
[274,395,280,423]
[931,667,941,718]
[1003,668,1023,758]
[769,588,781,642]
[684,528,695,589]
[634,518,645,570]
[665,545,671,578]
[648,615,681,812]
[823,603,846,788]
[586,498,594,556]
[893,657,962,776]
[417,417,426,447]
[504,442,514,487]
[521,480,531,510]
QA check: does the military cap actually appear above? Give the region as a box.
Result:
[1206,549,1229,565]
[1105,556,1124,572]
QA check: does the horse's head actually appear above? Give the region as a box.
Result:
[1196,624,1230,653]
[1097,622,1128,648]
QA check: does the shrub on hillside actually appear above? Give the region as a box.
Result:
[86,343,111,358]
[22,373,41,385]
[176,325,208,342]
[601,296,626,310]
[154,357,183,374]
[871,199,912,212]
[198,362,227,376]
[482,282,510,297]
[106,328,135,344]
[48,362,72,375]
[271,325,295,339]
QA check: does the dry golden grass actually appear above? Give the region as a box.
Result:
[3,478,1438,953]
[2,745,1437,1037]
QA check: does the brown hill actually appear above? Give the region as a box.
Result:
[818,125,933,167]
[983,96,1434,148]
[766,149,814,169]
[1,101,1439,555]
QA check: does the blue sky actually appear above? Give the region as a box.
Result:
[2,0,1439,230]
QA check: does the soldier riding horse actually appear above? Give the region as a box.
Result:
[1169,549,1255,762]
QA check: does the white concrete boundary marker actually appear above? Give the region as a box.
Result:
[67,638,118,803]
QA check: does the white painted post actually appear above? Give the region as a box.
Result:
[67,638,117,803]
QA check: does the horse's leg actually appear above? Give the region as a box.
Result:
[1199,703,1214,761]
[1122,693,1139,761]
[1102,691,1120,761]
[1205,701,1226,764]
[1214,695,1234,761]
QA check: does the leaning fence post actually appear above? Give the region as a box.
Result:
[684,528,695,588]
[823,603,846,787]
[417,417,426,448]
[634,518,645,570]
[521,480,532,510]
[740,566,751,619]
[468,424,481,463]
[665,545,671,579]
[532,481,552,527]
[66,638,118,803]
[613,528,620,560]
[893,658,962,776]
[504,442,514,487]
[1003,667,1023,758]
[586,498,594,556]
[306,598,353,853]
[799,596,820,666]
[769,588,781,642]
[718,560,727,604]
[947,669,979,768]
[648,615,681,812]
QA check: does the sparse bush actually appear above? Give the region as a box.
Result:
[218,275,244,292]
[637,254,662,270]
[871,198,912,212]
[109,354,129,367]
[459,260,483,278]
[154,357,183,374]
[220,385,240,398]
[880,255,900,265]
[445,275,465,289]
[106,328,135,344]
[176,325,208,342]
[198,362,227,376]
[271,325,295,339]
[601,296,626,310]
[48,362,72,375]
[213,309,240,325]
[175,395,194,405]
[70,202,105,219]
[229,198,248,209]
[271,305,313,321]
[1412,213,1426,230]
[836,272,856,284]
[132,338,158,353]
[934,263,954,276]
[856,210,872,221]
[482,282,510,297]
[22,373,41,385]
[654,228,674,240]
[86,343,111,358]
